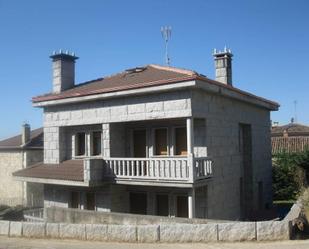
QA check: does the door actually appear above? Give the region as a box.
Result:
[176,195,188,218]
[86,192,95,210]
[70,192,80,209]
[175,127,187,155]
[155,128,168,155]
[239,124,253,219]
[130,192,147,214]
[156,194,169,216]
[133,129,147,157]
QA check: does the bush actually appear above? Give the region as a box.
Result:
[272,151,309,201]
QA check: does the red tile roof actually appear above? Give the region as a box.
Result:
[271,123,309,137]
[0,128,43,150]
[272,137,309,154]
[13,160,84,182]
[32,64,279,108]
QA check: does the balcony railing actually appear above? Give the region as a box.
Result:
[84,156,213,185]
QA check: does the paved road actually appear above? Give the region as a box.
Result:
[0,237,309,249]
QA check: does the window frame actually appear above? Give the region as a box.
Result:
[153,127,169,157]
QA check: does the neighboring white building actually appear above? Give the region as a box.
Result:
[0,124,43,207]
[13,49,279,220]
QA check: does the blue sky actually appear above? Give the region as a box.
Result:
[0,0,308,139]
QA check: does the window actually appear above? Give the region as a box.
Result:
[92,131,102,156]
[154,128,168,156]
[175,127,187,156]
[70,192,80,209]
[76,132,86,156]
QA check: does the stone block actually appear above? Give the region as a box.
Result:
[107,225,137,242]
[86,224,108,241]
[46,223,59,238]
[257,221,290,241]
[137,225,159,243]
[0,220,10,236]
[160,224,217,242]
[59,223,86,240]
[9,221,22,237]
[146,102,163,112]
[218,222,256,241]
[128,104,145,114]
[23,222,45,238]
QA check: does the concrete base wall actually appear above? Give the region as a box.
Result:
[0,219,291,242]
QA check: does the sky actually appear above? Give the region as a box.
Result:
[0,0,308,139]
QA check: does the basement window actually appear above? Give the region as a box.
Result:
[76,132,86,156]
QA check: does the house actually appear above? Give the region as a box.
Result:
[0,124,43,206]
[272,121,309,154]
[13,48,279,220]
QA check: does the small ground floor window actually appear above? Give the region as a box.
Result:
[176,195,188,218]
[156,194,169,216]
[129,192,147,214]
[70,191,80,209]
[86,192,96,210]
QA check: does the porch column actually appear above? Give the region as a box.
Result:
[188,188,196,218]
[102,123,110,157]
[186,118,195,182]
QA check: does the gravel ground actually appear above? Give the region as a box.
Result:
[0,237,309,249]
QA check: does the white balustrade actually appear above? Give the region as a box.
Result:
[103,157,190,181]
[194,157,213,180]
[85,157,213,184]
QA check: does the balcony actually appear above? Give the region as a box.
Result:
[84,156,213,187]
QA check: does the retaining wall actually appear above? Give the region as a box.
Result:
[0,220,291,242]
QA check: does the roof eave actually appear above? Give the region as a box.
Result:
[32,80,197,107]
[195,78,279,111]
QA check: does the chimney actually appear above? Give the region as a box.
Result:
[21,123,31,145]
[213,47,233,85]
[50,50,78,93]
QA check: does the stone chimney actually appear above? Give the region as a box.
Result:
[21,123,31,145]
[50,50,78,93]
[213,47,233,86]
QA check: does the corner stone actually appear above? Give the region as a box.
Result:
[107,225,137,242]
[160,223,217,242]
[218,222,256,241]
[257,221,290,241]
[9,221,23,237]
[0,220,10,236]
[23,222,45,238]
[137,225,159,243]
[46,223,59,238]
[59,223,86,240]
[86,224,108,241]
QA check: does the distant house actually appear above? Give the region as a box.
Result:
[271,122,309,154]
[0,124,43,206]
[13,49,278,220]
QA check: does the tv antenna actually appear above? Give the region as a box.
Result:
[161,26,172,66]
[294,100,298,123]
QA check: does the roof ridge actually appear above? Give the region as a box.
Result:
[148,64,197,76]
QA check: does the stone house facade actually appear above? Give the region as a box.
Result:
[0,124,43,206]
[13,49,279,220]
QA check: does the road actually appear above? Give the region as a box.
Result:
[0,237,309,249]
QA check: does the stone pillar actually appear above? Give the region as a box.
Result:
[186,118,195,182]
[188,188,196,218]
[102,123,110,157]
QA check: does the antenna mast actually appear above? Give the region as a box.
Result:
[294,100,298,123]
[161,26,172,66]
